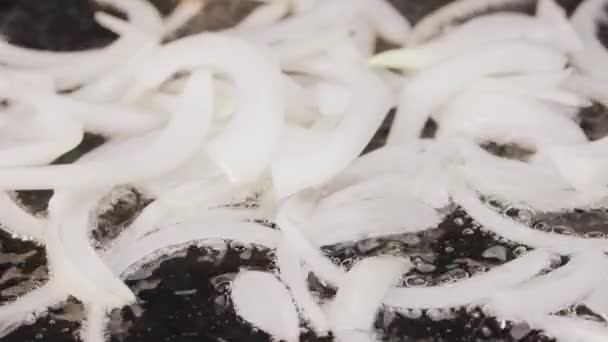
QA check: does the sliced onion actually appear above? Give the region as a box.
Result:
[487,251,607,319]
[0,70,213,189]
[383,249,553,309]
[406,0,530,45]
[231,271,300,342]
[80,305,108,342]
[276,195,345,286]
[571,0,608,80]
[277,240,329,335]
[451,178,608,253]
[126,33,285,183]
[387,41,567,144]
[0,192,45,242]
[328,256,411,331]
[436,91,587,150]
[0,281,67,338]
[526,315,608,342]
[162,0,204,37]
[272,59,392,198]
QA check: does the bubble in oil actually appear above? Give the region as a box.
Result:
[585,231,606,239]
[403,275,428,287]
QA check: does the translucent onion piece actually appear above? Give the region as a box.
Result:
[488,251,606,319]
[46,190,136,308]
[127,33,285,183]
[387,41,567,144]
[566,74,608,105]
[0,281,67,338]
[162,0,204,36]
[373,7,579,70]
[0,0,161,69]
[584,288,608,320]
[365,0,411,46]
[276,195,345,286]
[272,59,392,198]
[80,305,108,342]
[315,82,351,117]
[329,256,411,331]
[571,0,608,80]
[547,137,608,193]
[277,240,329,335]
[0,70,214,189]
[383,249,553,309]
[436,91,587,150]
[105,221,279,272]
[0,192,45,242]
[0,105,83,166]
[306,176,442,246]
[451,179,608,253]
[236,0,369,44]
[406,0,529,45]
[526,315,608,342]
[231,271,300,342]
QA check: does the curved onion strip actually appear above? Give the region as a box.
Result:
[272,59,392,198]
[277,240,329,335]
[451,179,608,254]
[383,249,553,309]
[3,83,163,136]
[571,0,608,80]
[329,256,410,331]
[0,106,83,166]
[566,74,608,105]
[373,8,579,70]
[276,195,345,286]
[80,305,107,342]
[83,224,279,341]
[436,91,587,150]
[234,0,369,43]
[547,137,608,193]
[525,315,608,342]
[0,70,213,189]
[0,192,45,242]
[406,0,529,45]
[162,0,204,37]
[126,33,285,182]
[0,0,161,69]
[0,281,67,338]
[46,190,135,308]
[387,41,567,144]
[487,252,606,319]
[365,1,411,46]
[456,140,604,211]
[105,221,279,272]
[306,176,442,246]
[231,271,300,342]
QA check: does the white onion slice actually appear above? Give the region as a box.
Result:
[329,256,411,331]
[126,33,285,182]
[571,0,608,80]
[387,41,567,144]
[162,0,204,37]
[105,221,280,272]
[231,271,300,342]
[0,192,45,242]
[437,91,587,150]
[0,70,213,189]
[272,59,392,198]
[276,195,345,286]
[373,6,579,70]
[406,0,530,45]
[547,137,608,193]
[0,281,67,338]
[488,251,607,319]
[384,249,553,309]
[277,240,329,335]
[451,179,608,253]
[80,305,108,342]
[526,315,608,342]
[365,0,411,46]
